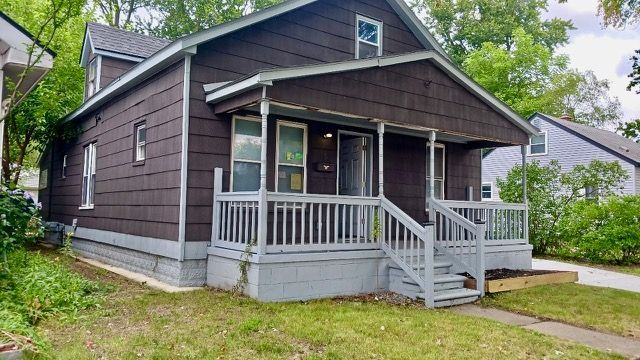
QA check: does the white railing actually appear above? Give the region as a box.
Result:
[379,197,435,307]
[429,198,485,296]
[440,200,527,245]
[265,192,381,253]
[212,191,260,251]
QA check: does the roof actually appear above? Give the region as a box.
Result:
[0,11,56,57]
[536,113,640,166]
[205,51,540,136]
[81,23,171,65]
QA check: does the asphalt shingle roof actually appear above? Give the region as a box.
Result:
[87,22,171,59]
[538,113,640,166]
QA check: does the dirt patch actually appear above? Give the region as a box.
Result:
[484,268,559,280]
[332,292,424,308]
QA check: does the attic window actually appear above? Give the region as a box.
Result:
[86,58,99,98]
[356,15,383,59]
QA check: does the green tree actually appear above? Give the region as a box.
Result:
[497,159,628,254]
[93,0,150,29]
[411,0,574,65]
[1,0,89,185]
[628,49,640,94]
[617,119,640,142]
[593,0,639,28]
[462,28,569,118]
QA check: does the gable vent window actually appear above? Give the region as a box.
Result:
[135,123,147,162]
[356,15,383,59]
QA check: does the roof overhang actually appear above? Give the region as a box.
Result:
[79,29,145,68]
[204,51,540,136]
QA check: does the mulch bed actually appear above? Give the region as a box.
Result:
[485,268,559,280]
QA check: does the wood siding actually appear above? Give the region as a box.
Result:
[185,0,426,241]
[43,60,185,240]
[100,57,137,89]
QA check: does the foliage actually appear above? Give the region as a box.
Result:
[91,0,150,29]
[0,0,90,185]
[232,238,256,294]
[60,231,75,257]
[0,187,43,270]
[587,0,640,28]
[0,250,105,353]
[462,28,569,118]
[559,196,640,265]
[617,119,640,142]
[410,0,573,65]
[628,49,640,94]
[497,159,628,254]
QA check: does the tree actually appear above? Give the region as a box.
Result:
[594,0,640,28]
[498,159,628,254]
[1,0,89,185]
[411,0,574,65]
[462,28,569,118]
[628,49,640,94]
[617,119,640,142]
[541,70,623,128]
[92,0,149,29]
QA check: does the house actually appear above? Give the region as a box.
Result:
[1,11,55,167]
[483,113,640,201]
[39,0,538,307]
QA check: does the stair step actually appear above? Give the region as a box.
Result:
[402,273,467,286]
[434,288,481,302]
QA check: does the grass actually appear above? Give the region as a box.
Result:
[538,256,640,277]
[482,283,640,338]
[29,256,623,359]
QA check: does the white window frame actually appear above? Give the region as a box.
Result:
[275,120,308,194]
[61,155,67,179]
[85,57,100,99]
[355,14,383,59]
[528,130,548,156]
[230,115,262,192]
[135,123,146,162]
[481,182,493,200]
[426,142,446,202]
[80,142,97,209]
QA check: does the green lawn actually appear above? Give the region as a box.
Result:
[482,283,640,338]
[538,256,640,277]
[30,258,622,359]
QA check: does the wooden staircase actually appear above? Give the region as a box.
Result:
[388,253,481,307]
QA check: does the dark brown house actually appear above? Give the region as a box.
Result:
[40,0,537,307]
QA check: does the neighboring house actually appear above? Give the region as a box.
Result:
[39,0,538,307]
[17,168,41,203]
[483,113,640,201]
[0,12,55,165]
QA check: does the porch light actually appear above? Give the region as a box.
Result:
[323,132,333,139]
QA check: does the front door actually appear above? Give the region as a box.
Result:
[338,134,371,241]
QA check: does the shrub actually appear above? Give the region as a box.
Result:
[0,186,43,269]
[559,196,640,264]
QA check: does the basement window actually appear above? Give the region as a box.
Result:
[356,15,383,59]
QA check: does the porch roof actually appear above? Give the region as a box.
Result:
[203,51,539,138]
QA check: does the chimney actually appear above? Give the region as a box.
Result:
[559,114,573,121]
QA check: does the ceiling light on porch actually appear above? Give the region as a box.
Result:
[323,132,333,139]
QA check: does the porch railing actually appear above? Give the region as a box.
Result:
[212,191,260,251]
[439,200,528,245]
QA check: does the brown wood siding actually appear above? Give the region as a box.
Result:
[446,143,481,201]
[100,57,137,89]
[268,61,529,145]
[185,0,426,241]
[43,60,185,241]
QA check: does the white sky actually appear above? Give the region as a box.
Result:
[545,0,640,122]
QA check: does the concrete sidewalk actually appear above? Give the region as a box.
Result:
[454,305,640,359]
[533,258,640,293]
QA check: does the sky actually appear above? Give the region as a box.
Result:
[544,0,640,123]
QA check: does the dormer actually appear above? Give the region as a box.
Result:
[79,23,170,100]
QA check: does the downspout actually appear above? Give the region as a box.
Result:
[178,55,192,262]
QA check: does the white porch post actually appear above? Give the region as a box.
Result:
[377,122,384,197]
[0,69,4,178]
[428,131,436,201]
[258,91,269,254]
[521,144,529,243]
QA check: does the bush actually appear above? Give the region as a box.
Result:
[0,186,43,269]
[559,196,640,265]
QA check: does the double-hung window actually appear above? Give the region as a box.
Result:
[528,131,547,155]
[86,58,98,98]
[231,117,262,191]
[356,15,383,59]
[276,121,307,193]
[481,183,493,200]
[135,123,146,161]
[426,143,445,200]
[81,143,97,208]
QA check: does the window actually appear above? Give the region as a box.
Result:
[86,58,98,98]
[585,186,599,199]
[528,131,547,155]
[481,183,493,200]
[61,155,68,179]
[231,117,262,191]
[426,143,445,200]
[135,123,146,161]
[276,121,307,193]
[81,143,97,208]
[356,15,383,59]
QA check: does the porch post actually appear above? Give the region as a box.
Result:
[377,122,385,197]
[257,93,269,255]
[428,131,436,201]
[521,144,529,243]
